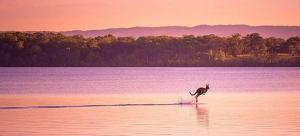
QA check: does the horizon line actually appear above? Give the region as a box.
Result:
[1,24,300,32]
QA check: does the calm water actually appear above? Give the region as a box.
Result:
[0,67,300,136]
[0,67,299,94]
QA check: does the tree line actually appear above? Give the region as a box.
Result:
[0,32,299,66]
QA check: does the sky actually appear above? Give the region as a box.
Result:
[0,0,300,31]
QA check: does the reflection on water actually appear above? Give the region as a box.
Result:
[0,93,299,136]
[195,104,209,127]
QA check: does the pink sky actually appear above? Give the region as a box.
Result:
[0,0,299,31]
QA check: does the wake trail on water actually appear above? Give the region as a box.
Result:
[0,102,195,110]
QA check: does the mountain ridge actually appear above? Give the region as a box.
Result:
[62,25,300,39]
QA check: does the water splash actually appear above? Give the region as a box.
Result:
[177,96,194,105]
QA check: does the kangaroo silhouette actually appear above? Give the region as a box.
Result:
[189,84,210,103]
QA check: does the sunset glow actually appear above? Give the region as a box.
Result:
[0,0,300,31]
[0,1,300,135]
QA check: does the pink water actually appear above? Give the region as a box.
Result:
[0,67,299,136]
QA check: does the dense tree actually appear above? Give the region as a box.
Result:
[285,36,300,56]
[0,32,299,66]
[226,33,242,56]
[242,33,267,56]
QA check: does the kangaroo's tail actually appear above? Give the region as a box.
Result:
[189,91,196,96]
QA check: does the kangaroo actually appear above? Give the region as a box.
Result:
[189,84,210,103]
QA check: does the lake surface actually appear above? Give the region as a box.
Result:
[0,67,299,94]
[0,67,300,136]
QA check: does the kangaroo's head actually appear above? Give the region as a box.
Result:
[206,84,210,90]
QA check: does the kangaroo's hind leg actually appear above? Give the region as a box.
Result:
[195,93,201,103]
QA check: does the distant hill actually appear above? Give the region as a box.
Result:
[62,25,300,39]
